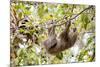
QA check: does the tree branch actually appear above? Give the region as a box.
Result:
[55,5,94,26]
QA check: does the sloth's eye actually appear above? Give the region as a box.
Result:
[49,43,57,49]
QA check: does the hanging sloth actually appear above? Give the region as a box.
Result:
[43,20,78,54]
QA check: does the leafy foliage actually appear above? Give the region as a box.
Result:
[10,1,95,66]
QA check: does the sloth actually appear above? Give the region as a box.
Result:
[43,20,78,54]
